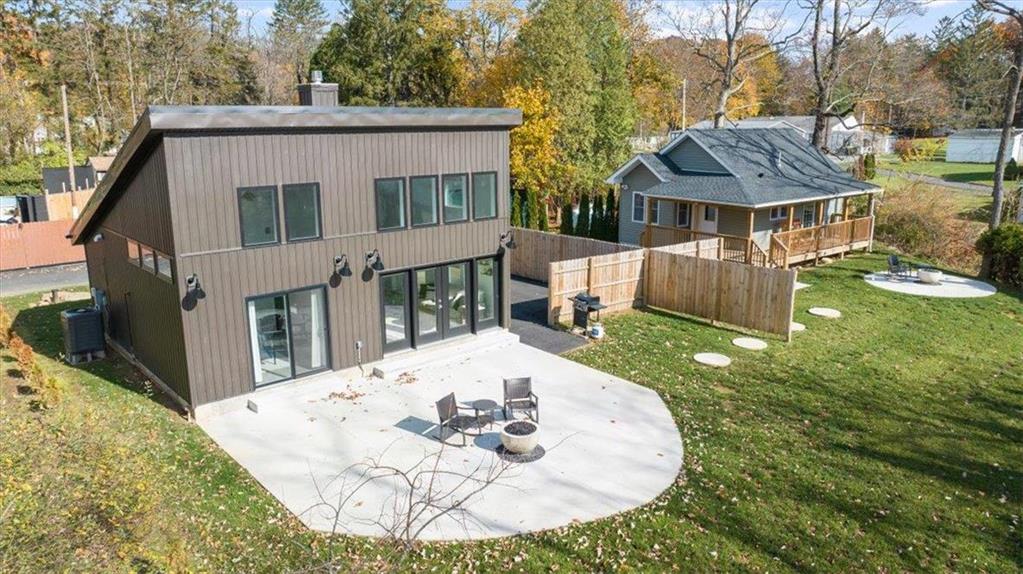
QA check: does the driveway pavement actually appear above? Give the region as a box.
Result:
[510,276,588,355]
[196,335,683,540]
[0,262,89,297]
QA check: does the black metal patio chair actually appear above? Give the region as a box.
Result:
[887,254,913,278]
[435,393,489,446]
[503,377,539,423]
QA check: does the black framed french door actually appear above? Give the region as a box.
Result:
[383,257,503,354]
[246,286,330,388]
[473,256,500,332]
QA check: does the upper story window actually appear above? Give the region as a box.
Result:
[632,193,645,223]
[238,186,280,246]
[155,252,173,282]
[376,178,406,231]
[472,172,497,220]
[676,203,690,227]
[126,240,140,265]
[769,206,788,221]
[410,176,438,227]
[140,246,156,272]
[442,174,468,223]
[283,183,321,241]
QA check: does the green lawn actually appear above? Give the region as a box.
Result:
[2,253,1022,572]
[878,157,998,188]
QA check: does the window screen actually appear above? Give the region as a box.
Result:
[410,176,438,226]
[442,174,467,223]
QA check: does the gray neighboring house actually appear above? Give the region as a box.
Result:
[608,128,881,265]
[946,129,1023,163]
[687,115,892,155]
[70,81,521,411]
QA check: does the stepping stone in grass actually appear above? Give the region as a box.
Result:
[794,281,811,290]
[732,337,767,350]
[694,353,732,368]
[808,307,842,319]
[790,322,806,332]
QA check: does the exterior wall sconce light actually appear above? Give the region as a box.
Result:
[333,254,350,276]
[92,233,104,242]
[499,231,517,250]
[365,249,384,271]
[186,273,202,293]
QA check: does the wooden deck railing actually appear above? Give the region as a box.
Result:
[641,225,772,267]
[771,216,874,268]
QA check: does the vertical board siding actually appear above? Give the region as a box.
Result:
[80,143,189,401]
[85,232,190,402]
[103,143,175,255]
[164,129,511,406]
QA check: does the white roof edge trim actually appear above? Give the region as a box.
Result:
[605,155,670,185]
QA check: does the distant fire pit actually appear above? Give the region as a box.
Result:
[917,267,943,285]
[499,420,541,460]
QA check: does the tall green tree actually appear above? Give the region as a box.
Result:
[265,0,327,102]
[524,187,539,229]
[604,187,618,242]
[591,192,605,239]
[510,189,523,227]
[310,0,462,106]
[576,193,591,237]
[559,201,574,234]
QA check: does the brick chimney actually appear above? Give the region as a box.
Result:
[297,71,338,106]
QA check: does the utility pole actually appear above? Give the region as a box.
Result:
[681,78,687,130]
[61,84,77,210]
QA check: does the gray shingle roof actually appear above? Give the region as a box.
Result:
[616,128,878,207]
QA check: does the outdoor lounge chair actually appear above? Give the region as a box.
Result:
[435,393,488,446]
[887,254,913,278]
[503,377,539,422]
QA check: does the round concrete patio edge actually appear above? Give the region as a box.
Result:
[197,340,684,541]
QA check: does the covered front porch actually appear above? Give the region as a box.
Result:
[639,194,877,269]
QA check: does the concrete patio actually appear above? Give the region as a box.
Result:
[196,331,683,541]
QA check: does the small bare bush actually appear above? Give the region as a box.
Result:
[874,182,982,272]
[0,304,12,347]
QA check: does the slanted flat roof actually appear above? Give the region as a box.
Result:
[70,105,522,244]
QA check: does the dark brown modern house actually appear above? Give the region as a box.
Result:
[70,83,521,411]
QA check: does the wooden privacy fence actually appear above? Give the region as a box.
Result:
[0,220,85,271]
[509,227,634,282]
[645,243,797,338]
[548,249,646,325]
[544,237,797,339]
[44,188,95,221]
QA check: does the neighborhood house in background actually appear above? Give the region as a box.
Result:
[686,115,894,156]
[609,128,881,267]
[945,129,1023,163]
[69,77,521,412]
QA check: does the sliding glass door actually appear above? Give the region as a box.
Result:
[247,286,329,388]
[381,273,412,353]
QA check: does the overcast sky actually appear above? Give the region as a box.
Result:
[231,0,979,41]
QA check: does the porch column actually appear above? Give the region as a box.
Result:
[746,209,755,263]
[842,197,851,221]
[787,204,795,230]
[816,201,825,226]
[867,193,877,252]
[645,195,655,247]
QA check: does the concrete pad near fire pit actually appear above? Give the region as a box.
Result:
[863,272,996,298]
[196,334,682,541]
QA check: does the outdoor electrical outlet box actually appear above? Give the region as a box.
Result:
[355,340,363,350]
[247,400,259,414]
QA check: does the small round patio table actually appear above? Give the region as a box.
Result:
[471,399,500,430]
